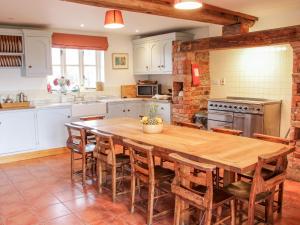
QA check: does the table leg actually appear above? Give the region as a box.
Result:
[223,170,236,186]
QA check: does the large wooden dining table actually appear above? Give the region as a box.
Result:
[73,117,290,185]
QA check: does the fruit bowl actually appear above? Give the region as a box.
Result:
[142,124,164,134]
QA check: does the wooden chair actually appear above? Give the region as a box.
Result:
[238,133,292,215]
[79,115,105,121]
[212,127,243,188]
[224,146,294,225]
[91,130,131,202]
[211,127,243,136]
[123,139,175,225]
[80,115,105,144]
[169,153,235,225]
[65,123,96,186]
[174,121,203,129]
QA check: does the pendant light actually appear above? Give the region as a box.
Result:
[174,0,203,10]
[104,10,125,29]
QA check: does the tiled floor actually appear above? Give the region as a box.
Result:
[0,153,299,225]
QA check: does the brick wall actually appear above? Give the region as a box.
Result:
[172,41,210,123]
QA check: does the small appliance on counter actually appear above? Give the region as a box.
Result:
[136,80,161,97]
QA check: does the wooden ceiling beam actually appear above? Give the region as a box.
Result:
[63,0,258,26]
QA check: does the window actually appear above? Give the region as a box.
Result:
[49,48,104,90]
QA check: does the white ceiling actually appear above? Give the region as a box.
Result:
[0,0,299,36]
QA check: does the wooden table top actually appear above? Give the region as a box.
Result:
[73,117,290,173]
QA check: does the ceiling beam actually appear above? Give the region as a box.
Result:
[63,0,258,26]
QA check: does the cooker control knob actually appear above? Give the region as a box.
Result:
[244,107,248,110]
[209,104,213,107]
[219,105,223,107]
[228,106,232,108]
[234,106,237,109]
[224,105,228,108]
[257,108,261,112]
[214,104,218,107]
[239,106,242,110]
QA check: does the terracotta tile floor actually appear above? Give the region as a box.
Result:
[0,153,300,225]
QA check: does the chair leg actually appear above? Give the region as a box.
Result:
[82,153,86,187]
[173,196,181,225]
[216,206,222,222]
[230,199,236,225]
[97,159,103,193]
[216,168,220,189]
[130,175,136,213]
[247,199,255,225]
[147,182,155,225]
[70,150,74,181]
[266,193,275,225]
[278,183,284,213]
[112,164,117,202]
[204,209,212,225]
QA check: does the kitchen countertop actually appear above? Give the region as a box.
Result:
[0,98,171,112]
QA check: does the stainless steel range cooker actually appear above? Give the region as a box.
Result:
[207,97,282,137]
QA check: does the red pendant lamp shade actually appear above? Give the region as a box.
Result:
[174,0,203,10]
[104,10,125,29]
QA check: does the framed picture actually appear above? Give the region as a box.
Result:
[112,53,129,69]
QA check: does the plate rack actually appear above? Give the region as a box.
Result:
[0,35,23,68]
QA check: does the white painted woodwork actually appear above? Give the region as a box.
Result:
[23,29,52,76]
[133,32,193,75]
[71,102,107,118]
[36,107,71,150]
[0,110,37,155]
[107,101,144,119]
[132,41,149,74]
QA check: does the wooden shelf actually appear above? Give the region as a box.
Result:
[0,52,24,56]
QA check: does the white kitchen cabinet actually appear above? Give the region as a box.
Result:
[23,29,52,76]
[107,101,144,119]
[0,110,37,155]
[161,39,173,73]
[36,107,71,150]
[133,41,149,75]
[149,40,162,74]
[133,32,193,75]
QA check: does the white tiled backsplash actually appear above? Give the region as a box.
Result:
[210,44,293,137]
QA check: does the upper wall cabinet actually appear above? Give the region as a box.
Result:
[133,32,193,75]
[23,29,52,77]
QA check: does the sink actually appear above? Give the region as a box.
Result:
[71,101,107,117]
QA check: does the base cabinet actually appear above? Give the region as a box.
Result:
[0,110,37,155]
[107,101,144,119]
[36,108,71,150]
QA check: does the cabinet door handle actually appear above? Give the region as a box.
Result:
[128,109,130,112]
[123,109,126,112]
[161,65,164,68]
[158,65,161,68]
[161,107,164,110]
[67,115,71,118]
[0,122,2,125]
[28,65,32,69]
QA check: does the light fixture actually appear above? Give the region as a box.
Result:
[80,24,85,28]
[104,10,125,29]
[174,0,203,10]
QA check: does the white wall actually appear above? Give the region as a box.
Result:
[210,45,293,137]
[0,29,138,98]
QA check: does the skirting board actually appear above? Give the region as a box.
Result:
[0,147,69,164]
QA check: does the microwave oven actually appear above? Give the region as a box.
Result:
[136,84,161,97]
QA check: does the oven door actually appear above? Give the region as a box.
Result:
[207,110,233,130]
[137,85,153,97]
[233,113,263,137]
[208,120,233,130]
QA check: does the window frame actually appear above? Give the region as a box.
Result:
[51,48,104,90]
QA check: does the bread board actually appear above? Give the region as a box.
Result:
[121,85,136,98]
[0,102,31,109]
